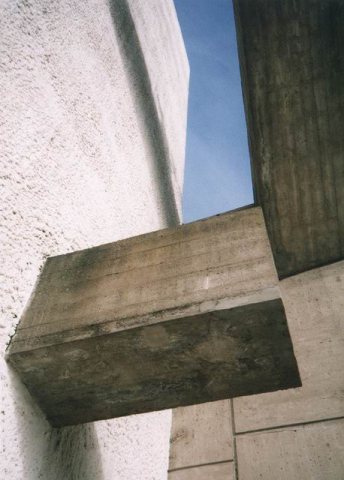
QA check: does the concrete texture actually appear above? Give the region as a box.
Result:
[236,419,344,480]
[228,2,344,476]
[234,0,344,278]
[0,0,188,477]
[8,298,301,427]
[169,462,234,480]
[169,3,344,478]
[7,208,300,426]
[169,400,233,470]
[123,0,189,203]
[233,261,344,433]
[11,207,280,341]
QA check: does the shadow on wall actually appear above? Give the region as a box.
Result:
[108,0,181,227]
[6,364,105,480]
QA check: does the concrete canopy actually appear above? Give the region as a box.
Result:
[7,207,300,426]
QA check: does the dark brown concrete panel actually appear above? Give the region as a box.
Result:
[8,299,300,427]
[234,0,344,278]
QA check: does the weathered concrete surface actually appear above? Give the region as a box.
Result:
[233,261,344,433]
[169,400,233,470]
[7,208,300,426]
[10,207,278,344]
[236,419,344,480]
[234,0,344,278]
[9,299,300,427]
[0,0,188,478]
[169,462,234,480]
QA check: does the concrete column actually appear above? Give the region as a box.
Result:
[234,0,344,278]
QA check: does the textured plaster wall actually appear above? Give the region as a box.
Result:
[126,0,189,196]
[0,0,188,478]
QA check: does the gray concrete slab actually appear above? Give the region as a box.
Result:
[169,462,234,480]
[234,0,344,278]
[10,207,278,344]
[234,261,344,433]
[236,419,344,480]
[6,208,300,426]
[169,400,233,470]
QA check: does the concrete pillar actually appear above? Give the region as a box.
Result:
[234,0,344,278]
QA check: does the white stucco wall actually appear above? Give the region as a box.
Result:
[0,0,189,478]
[127,0,189,196]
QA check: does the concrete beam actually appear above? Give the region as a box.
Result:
[7,207,300,426]
[234,0,344,278]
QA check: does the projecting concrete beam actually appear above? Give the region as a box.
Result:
[234,0,344,278]
[7,207,300,426]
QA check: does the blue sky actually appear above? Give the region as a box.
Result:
[173,0,253,223]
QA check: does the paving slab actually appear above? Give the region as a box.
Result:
[169,462,233,480]
[234,261,344,432]
[236,419,344,480]
[169,400,233,470]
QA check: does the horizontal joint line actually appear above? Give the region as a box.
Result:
[168,459,233,473]
[235,415,344,436]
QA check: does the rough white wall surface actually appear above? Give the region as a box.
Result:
[127,0,189,196]
[0,0,188,478]
[108,0,189,222]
